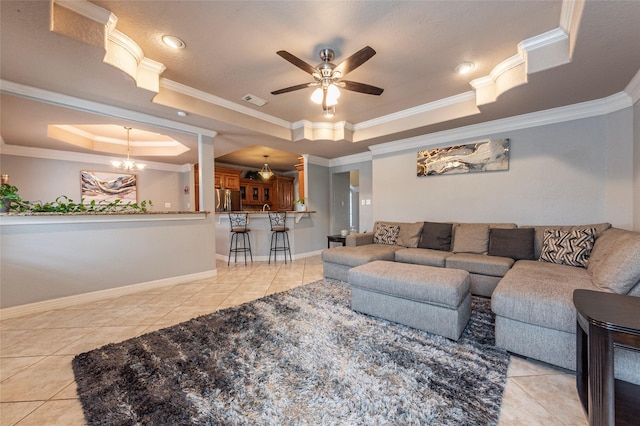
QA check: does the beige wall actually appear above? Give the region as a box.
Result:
[371,107,635,230]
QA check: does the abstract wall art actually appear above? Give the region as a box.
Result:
[81,171,137,203]
[417,138,510,177]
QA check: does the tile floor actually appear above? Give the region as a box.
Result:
[1,256,587,425]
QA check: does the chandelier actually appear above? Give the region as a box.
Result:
[111,127,145,171]
[259,155,273,180]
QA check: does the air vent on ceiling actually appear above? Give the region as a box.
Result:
[242,94,268,107]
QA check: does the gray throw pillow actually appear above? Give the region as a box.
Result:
[488,228,535,260]
[418,222,453,251]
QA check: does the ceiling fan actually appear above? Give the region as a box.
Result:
[271,46,384,117]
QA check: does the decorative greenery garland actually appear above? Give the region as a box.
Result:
[1,183,153,214]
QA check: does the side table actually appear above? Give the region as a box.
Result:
[573,289,640,426]
[327,234,346,248]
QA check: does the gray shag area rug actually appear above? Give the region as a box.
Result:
[73,279,510,425]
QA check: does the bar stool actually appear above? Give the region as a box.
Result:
[268,212,292,264]
[228,213,252,265]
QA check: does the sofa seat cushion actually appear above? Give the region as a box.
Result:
[394,248,452,267]
[446,253,514,277]
[321,244,402,267]
[492,260,599,333]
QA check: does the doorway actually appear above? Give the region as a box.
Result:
[332,171,359,234]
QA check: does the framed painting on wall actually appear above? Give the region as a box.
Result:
[81,170,137,203]
[417,138,510,177]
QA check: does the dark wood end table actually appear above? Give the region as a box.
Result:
[573,289,640,426]
[327,234,347,248]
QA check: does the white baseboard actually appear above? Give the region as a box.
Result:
[0,269,217,320]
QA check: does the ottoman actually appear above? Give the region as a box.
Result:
[349,260,471,340]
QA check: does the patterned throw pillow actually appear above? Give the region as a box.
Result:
[373,223,400,245]
[539,228,596,268]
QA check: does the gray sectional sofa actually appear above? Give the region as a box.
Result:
[322,220,640,384]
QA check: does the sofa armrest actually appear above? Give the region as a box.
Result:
[346,232,374,246]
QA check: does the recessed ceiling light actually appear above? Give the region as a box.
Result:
[177,111,187,117]
[455,62,475,74]
[162,35,185,49]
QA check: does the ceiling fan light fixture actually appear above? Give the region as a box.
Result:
[326,84,340,105]
[310,85,340,106]
[310,88,323,105]
[323,106,335,119]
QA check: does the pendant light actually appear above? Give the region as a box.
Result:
[259,155,273,180]
[111,127,145,171]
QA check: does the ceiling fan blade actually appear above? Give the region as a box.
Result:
[340,80,384,96]
[276,50,317,75]
[271,82,314,95]
[333,46,376,77]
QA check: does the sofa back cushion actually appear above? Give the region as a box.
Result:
[373,221,423,247]
[418,222,453,251]
[587,227,640,294]
[488,228,535,260]
[451,223,517,254]
[524,223,611,259]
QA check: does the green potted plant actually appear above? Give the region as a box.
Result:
[294,198,306,212]
[0,183,21,213]
[244,170,260,180]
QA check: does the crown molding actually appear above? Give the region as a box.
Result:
[354,91,477,131]
[625,68,640,105]
[290,120,355,142]
[0,142,191,173]
[0,80,217,137]
[469,1,579,107]
[329,151,372,168]
[305,155,331,167]
[53,0,166,94]
[54,0,114,27]
[368,91,632,157]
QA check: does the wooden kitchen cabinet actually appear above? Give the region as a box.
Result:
[273,175,294,211]
[240,176,293,210]
[240,178,272,206]
[215,167,241,190]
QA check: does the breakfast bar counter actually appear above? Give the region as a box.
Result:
[215,211,316,262]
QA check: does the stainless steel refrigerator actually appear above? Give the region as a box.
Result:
[215,189,242,212]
